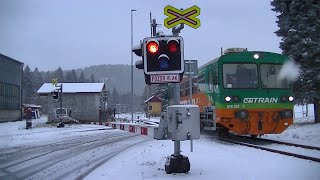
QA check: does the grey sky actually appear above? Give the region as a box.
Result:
[0,0,281,71]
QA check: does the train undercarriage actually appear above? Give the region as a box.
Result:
[200,106,293,136]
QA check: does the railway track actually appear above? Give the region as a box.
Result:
[218,135,320,163]
[245,136,320,151]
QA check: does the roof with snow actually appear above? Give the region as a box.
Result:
[37,83,105,94]
[144,95,162,103]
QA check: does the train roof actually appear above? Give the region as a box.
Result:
[198,51,286,73]
[198,57,220,71]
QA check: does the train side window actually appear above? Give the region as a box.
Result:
[213,75,218,85]
[197,74,205,92]
[192,77,198,94]
[213,65,218,85]
[208,70,213,92]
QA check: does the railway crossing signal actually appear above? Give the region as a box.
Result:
[143,36,184,75]
[164,5,201,29]
[133,36,184,84]
[52,90,59,100]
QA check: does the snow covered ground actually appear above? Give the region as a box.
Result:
[0,116,113,149]
[87,105,320,180]
[86,138,319,180]
[0,104,319,180]
[0,116,149,179]
[86,122,320,179]
[263,104,319,147]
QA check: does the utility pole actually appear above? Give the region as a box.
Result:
[57,83,64,128]
[131,9,137,123]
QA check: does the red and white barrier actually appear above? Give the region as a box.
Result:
[90,121,157,137]
[129,125,135,133]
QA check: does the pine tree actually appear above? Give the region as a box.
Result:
[110,88,119,108]
[52,67,65,83]
[65,71,73,82]
[43,71,52,83]
[22,65,34,104]
[90,74,96,83]
[70,69,78,82]
[271,0,320,123]
[79,71,86,82]
[32,67,44,91]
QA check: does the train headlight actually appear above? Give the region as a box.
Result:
[225,96,231,102]
[253,53,260,59]
[288,96,294,102]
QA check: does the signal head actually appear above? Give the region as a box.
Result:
[158,54,170,69]
[147,40,159,54]
[143,36,184,75]
[52,90,59,100]
[167,38,179,53]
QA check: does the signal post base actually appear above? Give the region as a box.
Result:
[165,154,190,174]
[57,122,65,128]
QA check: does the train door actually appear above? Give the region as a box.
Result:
[203,66,216,130]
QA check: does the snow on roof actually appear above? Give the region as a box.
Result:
[144,95,162,103]
[37,83,105,93]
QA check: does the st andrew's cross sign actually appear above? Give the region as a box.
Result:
[164,5,201,29]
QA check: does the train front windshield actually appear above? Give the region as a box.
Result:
[260,64,290,88]
[223,63,258,88]
[223,63,290,89]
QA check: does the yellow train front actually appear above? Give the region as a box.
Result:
[180,48,295,136]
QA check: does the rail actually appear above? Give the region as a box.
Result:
[219,137,320,163]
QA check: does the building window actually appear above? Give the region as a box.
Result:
[149,106,152,110]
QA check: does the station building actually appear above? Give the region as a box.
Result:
[0,54,24,122]
[37,83,106,123]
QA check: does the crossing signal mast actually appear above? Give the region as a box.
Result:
[133,6,200,174]
[51,78,64,128]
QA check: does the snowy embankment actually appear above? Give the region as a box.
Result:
[263,104,320,147]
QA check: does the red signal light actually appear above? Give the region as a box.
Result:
[147,41,159,54]
[167,40,179,53]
